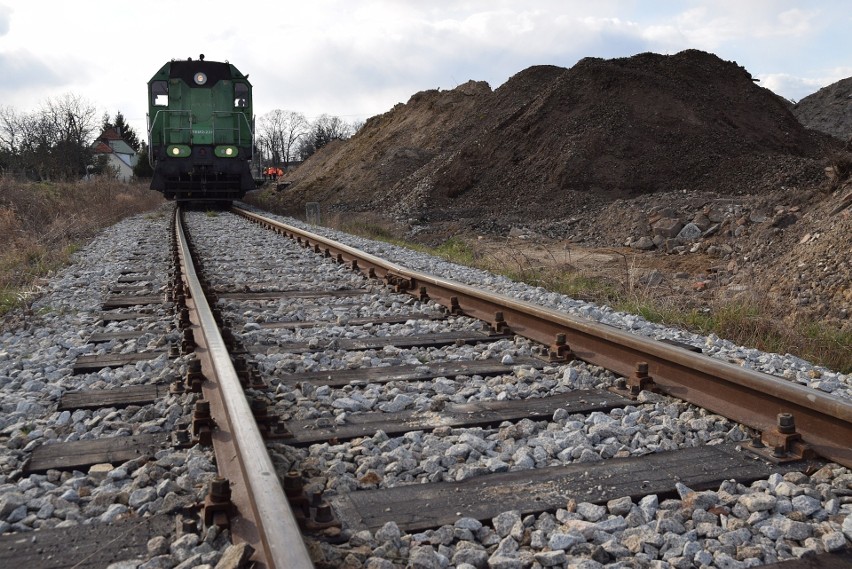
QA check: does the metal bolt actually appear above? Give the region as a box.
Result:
[777,413,795,434]
[284,471,303,496]
[209,477,231,500]
[194,400,210,417]
[315,501,334,523]
[251,398,268,415]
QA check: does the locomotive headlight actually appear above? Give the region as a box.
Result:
[194,72,207,85]
[214,145,238,158]
[166,145,191,157]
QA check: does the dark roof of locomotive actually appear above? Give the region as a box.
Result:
[148,58,251,87]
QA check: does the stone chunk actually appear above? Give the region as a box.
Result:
[215,542,255,569]
[676,222,702,241]
[653,218,684,239]
[631,236,655,250]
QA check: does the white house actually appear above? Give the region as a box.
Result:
[91,127,137,181]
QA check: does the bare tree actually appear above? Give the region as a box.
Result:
[0,105,21,155]
[296,114,354,160]
[257,109,309,168]
[0,93,98,180]
[42,93,98,179]
[312,114,352,150]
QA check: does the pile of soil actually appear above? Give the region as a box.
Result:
[792,76,852,142]
[262,49,851,332]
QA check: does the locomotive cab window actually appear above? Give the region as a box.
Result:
[234,83,249,108]
[151,81,169,106]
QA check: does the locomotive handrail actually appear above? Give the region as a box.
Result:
[212,111,253,146]
[148,109,193,145]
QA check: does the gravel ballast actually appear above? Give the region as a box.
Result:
[0,205,849,569]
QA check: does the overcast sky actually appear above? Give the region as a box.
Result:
[1,1,850,140]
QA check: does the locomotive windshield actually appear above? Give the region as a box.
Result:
[151,81,168,106]
[234,83,249,108]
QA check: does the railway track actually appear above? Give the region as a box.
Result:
[2,204,851,568]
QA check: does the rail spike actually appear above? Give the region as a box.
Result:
[203,477,235,529]
[548,333,574,361]
[609,361,657,399]
[746,412,817,464]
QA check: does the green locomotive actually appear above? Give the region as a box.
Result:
[147,55,255,202]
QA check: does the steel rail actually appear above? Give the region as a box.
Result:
[175,208,314,569]
[234,207,852,468]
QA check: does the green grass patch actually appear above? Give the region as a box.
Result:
[0,290,20,316]
[432,237,476,265]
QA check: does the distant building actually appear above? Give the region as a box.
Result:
[91,127,137,181]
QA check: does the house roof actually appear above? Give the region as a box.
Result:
[92,141,112,154]
[100,127,122,141]
[110,139,135,155]
[91,129,136,156]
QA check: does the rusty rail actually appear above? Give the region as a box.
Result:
[175,208,314,569]
[233,206,852,469]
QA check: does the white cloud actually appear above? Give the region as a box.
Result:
[0,1,849,139]
[0,4,10,35]
[760,67,852,102]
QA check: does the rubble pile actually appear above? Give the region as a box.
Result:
[260,49,850,330]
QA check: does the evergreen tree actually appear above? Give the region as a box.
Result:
[102,111,141,151]
[133,145,153,178]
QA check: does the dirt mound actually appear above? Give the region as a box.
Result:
[277,49,837,229]
[256,50,850,333]
[792,76,852,142]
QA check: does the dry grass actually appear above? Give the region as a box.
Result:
[0,177,165,315]
[326,215,850,373]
